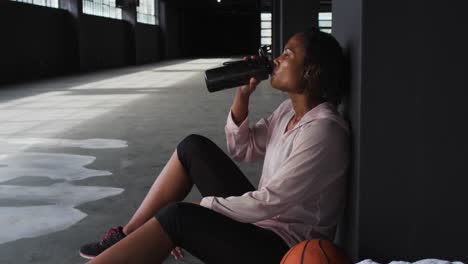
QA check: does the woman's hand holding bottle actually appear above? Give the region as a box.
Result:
[237,56,260,97]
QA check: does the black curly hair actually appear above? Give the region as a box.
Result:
[299,27,346,105]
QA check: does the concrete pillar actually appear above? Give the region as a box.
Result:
[271,0,319,57]
[333,0,468,262]
[331,0,362,260]
[159,0,180,59]
[59,0,82,16]
[122,2,137,65]
[122,2,137,26]
[59,0,81,71]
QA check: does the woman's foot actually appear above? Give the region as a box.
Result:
[79,226,126,259]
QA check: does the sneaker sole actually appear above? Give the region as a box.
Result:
[79,251,96,260]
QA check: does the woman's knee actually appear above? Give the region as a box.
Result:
[177,134,215,159]
[155,202,202,244]
[178,134,210,152]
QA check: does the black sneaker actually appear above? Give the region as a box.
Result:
[79,226,126,259]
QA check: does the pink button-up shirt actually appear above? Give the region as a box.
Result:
[200,99,350,247]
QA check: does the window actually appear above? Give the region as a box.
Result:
[83,0,122,19]
[137,0,158,25]
[260,12,272,46]
[319,12,332,33]
[10,0,59,8]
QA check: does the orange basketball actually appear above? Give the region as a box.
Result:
[280,240,352,264]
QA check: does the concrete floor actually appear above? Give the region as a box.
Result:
[0,59,287,264]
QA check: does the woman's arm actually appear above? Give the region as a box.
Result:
[226,74,272,163]
[231,76,257,125]
[203,119,350,223]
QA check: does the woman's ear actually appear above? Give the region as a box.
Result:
[304,65,320,80]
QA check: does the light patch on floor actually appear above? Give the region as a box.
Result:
[0,206,86,244]
[70,71,198,90]
[0,182,124,244]
[155,58,231,71]
[0,59,228,248]
[70,58,230,90]
[0,138,126,245]
[1,138,128,149]
[0,152,111,183]
[0,59,226,139]
[0,92,145,138]
[0,182,123,207]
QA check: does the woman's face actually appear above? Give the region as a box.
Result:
[271,34,307,93]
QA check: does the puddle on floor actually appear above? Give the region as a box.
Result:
[0,138,127,245]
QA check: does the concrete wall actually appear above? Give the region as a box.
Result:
[79,15,132,72]
[0,1,161,85]
[136,23,161,64]
[333,0,468,262]
[1,0,262,85]
[0,1,77,84]
[332,0,362,261]
[160,0,260,59]
[179,10,259,57]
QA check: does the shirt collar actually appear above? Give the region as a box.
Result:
[287,101,337,127]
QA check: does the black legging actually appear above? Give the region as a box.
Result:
[155,134,290,264]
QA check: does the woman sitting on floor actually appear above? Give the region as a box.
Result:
[79,26,350,264]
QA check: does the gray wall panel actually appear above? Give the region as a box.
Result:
[0,1,162,85]
[333,0,468,262]
[0,1,77,85]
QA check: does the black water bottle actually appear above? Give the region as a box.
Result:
[205,45,273,93]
